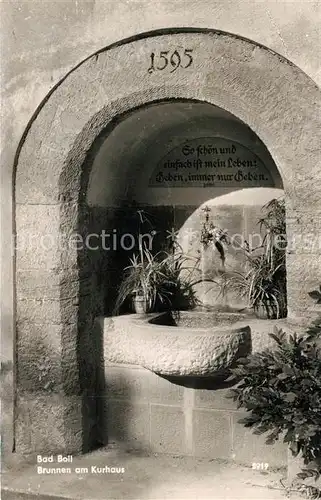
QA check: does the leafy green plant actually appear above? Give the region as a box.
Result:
[113,245,210,314]
[221,197,287,318]
[229,287,321,490]
[113,246,164,313]
[221,247,286,318]
[156,248,201,311]
[258,197,286,237]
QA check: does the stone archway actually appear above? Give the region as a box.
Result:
[14,29,321,455]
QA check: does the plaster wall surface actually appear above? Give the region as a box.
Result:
[1,0,321,361]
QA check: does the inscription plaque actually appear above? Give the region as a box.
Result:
[148,137,274,188]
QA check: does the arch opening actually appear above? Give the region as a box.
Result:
[83,99,285,316]
[13,29,321,456]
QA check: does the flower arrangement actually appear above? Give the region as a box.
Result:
[199,205,229,267]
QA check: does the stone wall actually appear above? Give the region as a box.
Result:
[2,4,321,462]
[105,360,287,466]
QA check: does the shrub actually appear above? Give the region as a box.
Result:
[229,286,321,487]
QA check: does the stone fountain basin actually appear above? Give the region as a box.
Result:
[102,310,251,377]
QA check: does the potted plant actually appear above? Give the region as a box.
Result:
[221,198,287,319]
[113,246,168,314]
[157,247,201,311]
[228,287,321,495]
[113,244,200,314]
[221,249,285,319]
[114,239,218,315]
[132,288,150,314]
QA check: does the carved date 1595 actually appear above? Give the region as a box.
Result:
[148,49,193,74]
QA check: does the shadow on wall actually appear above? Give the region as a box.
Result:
[157,372,240,390]
[104,370,151,453]
[76,297,107,452]
[1,312,14,458]
[1,359,14,459]
[98,203,176,316]
[70,194,112,451]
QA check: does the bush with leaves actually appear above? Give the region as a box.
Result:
[229,286,321,486]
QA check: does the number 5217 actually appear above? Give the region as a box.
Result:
[148,49,193,74]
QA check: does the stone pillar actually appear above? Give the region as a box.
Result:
[286,211,321,323]
[14,203,98,454]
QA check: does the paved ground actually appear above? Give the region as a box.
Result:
[2,447,304,500]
